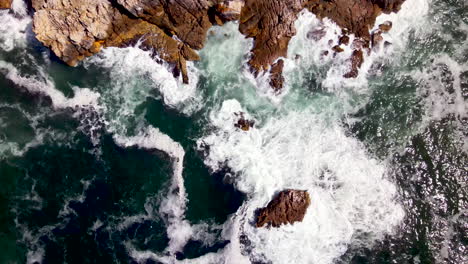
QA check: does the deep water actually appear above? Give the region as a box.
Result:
[0,0,467,263]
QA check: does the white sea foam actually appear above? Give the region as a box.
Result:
[114,126,192,257]
[0,61,101,109]
[284,0,430,96]
[0,0,31,51]
[196,99,404,263]
[84,46,201,117]
[413,54,467,121]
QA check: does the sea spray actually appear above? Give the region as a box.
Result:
[84,46,201,118]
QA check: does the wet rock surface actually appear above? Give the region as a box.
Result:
[31,0,406,91]
[256,189,310,228]
[0,0,11,9]
[234,112,255,131]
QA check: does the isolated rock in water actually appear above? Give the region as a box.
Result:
[339,35,350,45]
[0,0,11,9]
[332,45,344,53]
[256,189,310,228]
[31,0,217,84]
[234,112,255,131]
[371,29,384,49]
[372,0,405,13]
[306,0,403,79]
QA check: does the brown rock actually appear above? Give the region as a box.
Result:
[371,0,405,13]
[116,0,215,50]
[216,0,244,23]
[269,59,285,93]
[332,45,344,53]
[378,21,393,32]
[371,29,384,49]
[256,189,311,228]
[239,0,308,84]
[351,38,368,50]
[234,112,255,131]
[32,0,217,83]
[30,0,407,91]
[339,35,350,45]
[344,49,364,78]
[306,0,404,78]
[0,0,11,9]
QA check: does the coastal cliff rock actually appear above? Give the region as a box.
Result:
[239,0,307,74]
[0,0,11,9]
[32,0,214,83]
[31,0,405,91]
[256,189,310,228]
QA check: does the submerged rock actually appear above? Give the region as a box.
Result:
[256,189,310,228]
[0,0,11,9]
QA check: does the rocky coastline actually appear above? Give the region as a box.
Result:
[25,0,405,92]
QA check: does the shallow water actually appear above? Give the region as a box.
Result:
[0,0,467,263]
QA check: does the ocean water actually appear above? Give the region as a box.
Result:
[0,0,466,263]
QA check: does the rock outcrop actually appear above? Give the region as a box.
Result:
[31,0,406,92]
[32,0,216,84]
[0,0,11,9]
[256,189,310,228]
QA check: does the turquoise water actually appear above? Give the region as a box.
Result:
[0,0,467,263]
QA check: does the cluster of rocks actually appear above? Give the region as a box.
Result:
[26,0,405,93]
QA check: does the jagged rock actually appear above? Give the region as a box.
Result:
[344,49,364,78]
[269,59,285,93]
[31,0,406,91]
[339,35,350,45]
[379,21,393,32]
[332,45,344,53]
[256,189,310,228]
[0,0,11,9]
[234,112,255,131]
[239,0,308,91]
[116,0,214,50]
